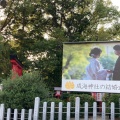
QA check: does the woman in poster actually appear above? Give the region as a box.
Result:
[86,47,111,80]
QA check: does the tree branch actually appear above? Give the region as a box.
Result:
[0,0,14,32]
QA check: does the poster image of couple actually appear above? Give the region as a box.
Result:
[62,42,120,81]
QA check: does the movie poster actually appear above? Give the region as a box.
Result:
[62,41,120,93]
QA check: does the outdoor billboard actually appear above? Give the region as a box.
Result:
[62,41,120,93]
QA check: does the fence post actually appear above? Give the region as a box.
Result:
[0,104,5,120]
[13,109,18,120]
[33,97,40,120]
[93,102,97,120]
[84,102,88,120]
[28,109,33,120]
[102,102,106,120]
[75,97,80,120]
[21,109,25,120]
[6,108,11,120]
[111,102,115,120]
[50,102,55,120]
[58,102,63,120]
[66,102,71,120]
[42,102,47,120]
[119,98,120,118]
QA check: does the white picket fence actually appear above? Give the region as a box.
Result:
[0,97,119,120]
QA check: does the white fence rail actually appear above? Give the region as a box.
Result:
[0,97,120,120]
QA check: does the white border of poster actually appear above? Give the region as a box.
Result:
[62,41,120,93]
[62,80,120,93]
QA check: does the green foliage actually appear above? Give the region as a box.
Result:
[61,93,70,102]
[0,35,3,41]
[83,0,120,41]
[69,93,95,106]
[41,97,63,105]
[0,36,11,79]
[103,93,120,118]
[0,71,50,109]
[0,0,120,88]
[100,54,117,70]
[40,94,95,119]
[31,39,63,89]
[40,98,66,120]
[69,93,95,117]
[62,44,90,80]
[107,22,120,40]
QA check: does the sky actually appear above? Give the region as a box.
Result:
[111,0,120,10]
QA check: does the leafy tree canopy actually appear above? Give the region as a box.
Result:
[0,0,120,88]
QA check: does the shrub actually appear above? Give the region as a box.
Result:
[103,93,120,118]
[61,92,70,102]
[40,98,66,120]
[0,71,50,109]
[69,93,95,118]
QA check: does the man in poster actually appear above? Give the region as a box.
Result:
[113,45,120,80]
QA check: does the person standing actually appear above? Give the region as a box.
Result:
[86,47,109,80]
[113,45,120,80]
[85,47,110,103]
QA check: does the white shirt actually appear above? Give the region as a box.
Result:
[86,58,107,80]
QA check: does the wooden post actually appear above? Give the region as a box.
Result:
[119,98,120,119]
[84,102,88,120]
[93,102,97,120]
[75,97,80,120]
[0,104,5,120]
[13,109,18,120]
[33,97,40,120]
[66,102,71,120]
[28,109,33,120]
[21,109,25,120]
[58,102,62,120]
[42,102,47,120]
[111,102,115,120]
[50,102,55,120]
[6,108,11,120]
[102,102,106,120]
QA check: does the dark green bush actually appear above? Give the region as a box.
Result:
[69,94,95,118]
[40,98,66,120]
[0,71,50,109]
[61,92,70,102]
[39,93,95,119]
[103,93,120,118]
